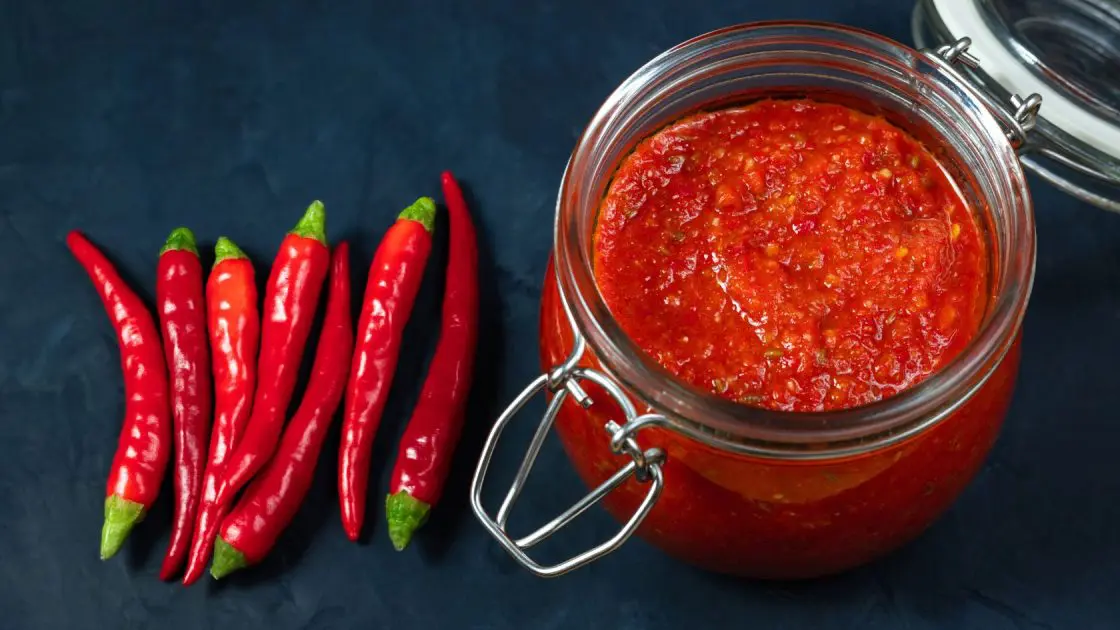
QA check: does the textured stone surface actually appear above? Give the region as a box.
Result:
[1,1,1119,628]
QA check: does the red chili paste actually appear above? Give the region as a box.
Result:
[594,99,987,411]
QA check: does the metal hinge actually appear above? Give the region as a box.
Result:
[927,37,1042,149]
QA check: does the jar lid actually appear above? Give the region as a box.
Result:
[913,0,1120,211]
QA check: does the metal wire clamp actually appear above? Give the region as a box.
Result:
[469,310,667,577]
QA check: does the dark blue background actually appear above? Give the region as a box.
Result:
[2,1,1118,628]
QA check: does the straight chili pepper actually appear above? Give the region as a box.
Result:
[182,237,259,585]
[67,231,172,560]
[155,227,212,580]
[215,201,330,507]
[338,197,436,542]
[385,172,479,550]
[211,243,353,579]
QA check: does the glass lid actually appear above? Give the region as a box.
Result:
[914,0,1120,211]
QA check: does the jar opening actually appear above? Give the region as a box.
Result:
[554,22,1036,457]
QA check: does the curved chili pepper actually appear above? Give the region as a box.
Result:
[182,237,259,585]
[67,231,171,560]
[215,202,330,507]
[339,198,436,542]
[385,173,479,550]
[155,227,212,580]
[211,243,353,579]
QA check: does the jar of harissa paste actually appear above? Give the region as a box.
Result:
[471,13,1120,579]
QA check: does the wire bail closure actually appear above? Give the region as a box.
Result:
[469,290,668,577]
[925,37,1042,149]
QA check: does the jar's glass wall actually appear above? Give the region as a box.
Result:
[540,262,1022,577]
[554,23,1034,455]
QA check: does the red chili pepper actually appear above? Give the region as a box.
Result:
[155,228,213,580]
[210,243,353,579]
[67,231,172,560]
[215,202,330,507]
[338,197,436,542]
[385,172,479,550]
[181,237,259,585]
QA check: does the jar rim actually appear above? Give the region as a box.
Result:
[553,21,1037,457]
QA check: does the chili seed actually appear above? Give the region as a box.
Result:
[764,348,784,360]
[822,329,838,346]
[815,348,829,366]
[670,230,686,243]
[938,305,958,329]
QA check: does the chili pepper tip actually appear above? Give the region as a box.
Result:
[160,227,198,257]
[385,491,431,551]
[290,200,327,244]
[209,538,247,580]
[214,236,248,264]
[398,197,436,234]
[100,495,145,560]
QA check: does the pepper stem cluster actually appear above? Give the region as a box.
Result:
[160,227,199,256]
[290,200,328,244]
[100,494,145,560]
[385,491,431,551]
[209,538,247,579]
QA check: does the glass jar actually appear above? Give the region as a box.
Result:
[471,22,1037,579]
